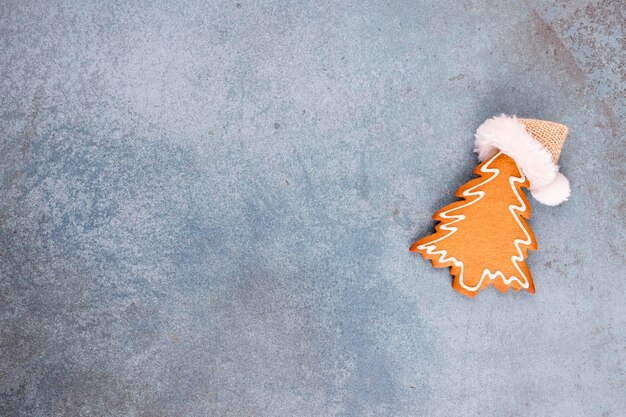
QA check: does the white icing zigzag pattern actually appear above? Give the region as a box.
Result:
[417,151,534,293]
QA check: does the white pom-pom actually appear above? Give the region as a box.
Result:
[530,172,570,206]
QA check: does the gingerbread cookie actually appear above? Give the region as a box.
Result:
[411,152,536,297]
[410,115,570,297]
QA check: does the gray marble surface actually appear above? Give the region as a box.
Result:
[1,1,624,416]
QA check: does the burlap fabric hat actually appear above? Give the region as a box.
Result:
[473,114,570,206]
[518,118,568,164]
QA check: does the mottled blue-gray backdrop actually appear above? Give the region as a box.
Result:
[1,1,624,416]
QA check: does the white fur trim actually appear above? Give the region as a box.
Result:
[474,114,569,205]
[530,172,570,206]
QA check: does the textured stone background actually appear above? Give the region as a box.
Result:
[1,1,624,416]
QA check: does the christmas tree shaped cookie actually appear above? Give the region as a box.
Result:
[411,115,570,297]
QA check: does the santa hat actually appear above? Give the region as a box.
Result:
[473,114,570,206]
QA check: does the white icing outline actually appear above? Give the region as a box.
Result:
[416,151,534,293]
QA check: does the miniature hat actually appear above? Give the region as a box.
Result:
[473,114,570,206]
